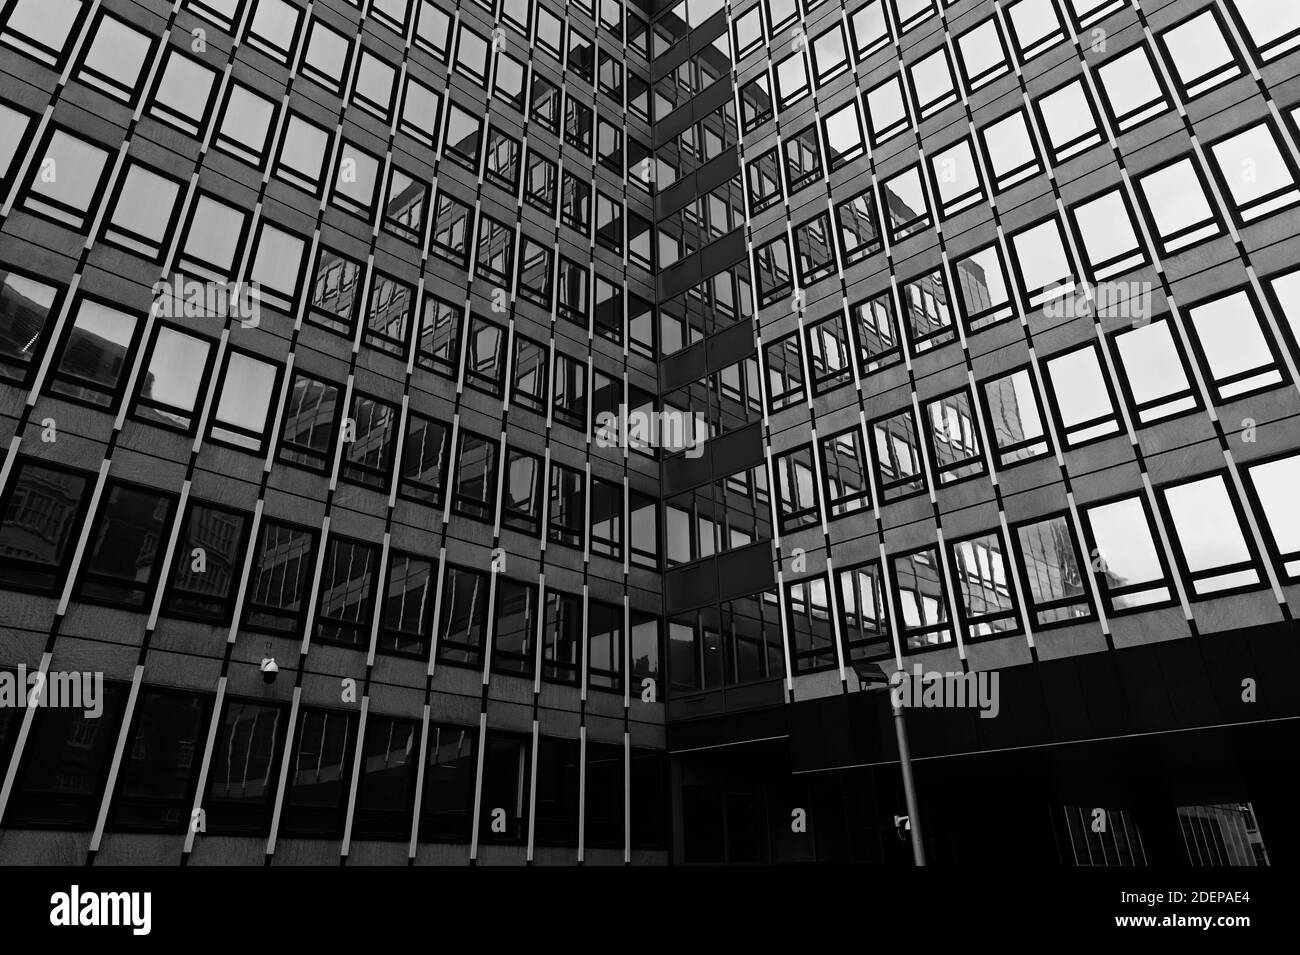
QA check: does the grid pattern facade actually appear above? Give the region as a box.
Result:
[0,0,667,865]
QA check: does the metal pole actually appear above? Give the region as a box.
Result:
[893,700,925,866]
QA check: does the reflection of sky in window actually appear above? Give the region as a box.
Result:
[1013,220,1069,290]
[1049,348,1111,427]
[1164,478,1251,571]
[1116,321,1188,404]
[250,0,299,48]
[1099,48,1162,115]
[1141,159,1212,234]
[1213,126,1291,204]
[933,140,978,203]
[1189,292,1273,381]
[911,48,952,103]
[1041,82,1094,148]
[867,78,905,131]
[985,111,1035,175]
[146,328,208,412]
[1088,498,1162,586]
[1249,457,1300,554]
[1076,190,1137,265]
[7,0,81,49]
[83,16,150,88]
[1008,0,1059,47]
[1270,270,1300,347]
[157,54,215,117]
[113,166,178,242]
[74,301,136,348]
[216,353,275,432]
[1164,12,1233,84]
[185,196,244,269]
[34,132,107,211]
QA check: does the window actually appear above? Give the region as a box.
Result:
[531,74,561,133]
[1134,156,1221,255]
[805,313,852,394]
[949,532,1018,639]
[1080,495,1174,613]
[1207,122,1300,225]
[479,733,531,843]
[275,113,331,195]
[204,699,286,835]
[1,0,89,69]
[246,0,302,62]
[892,547,953,650]
[775,444,820,532]
[564,96,593,154]
[734,5,764,59]
[78,11,153,103]
[774,50,809,109]
[1186,289,1286,401]
[1096,44,1169,131]
[872,409,926,501]
[1161,474,1261,597]
[1005,0,1064,62]
[382,168,427,246]
[531,735,578,846]
[895,0,936,34]
[812,24,849,85]
[430,191,472,269]
[108,689,210,833]
[46,297,141,411]
[1069,188,1146,282]
[849,0,890,60]
[365,272,415,358]
[397,411,448,506]
[588,600,623,692]
[982,367,1050,465]
[279,373,340,472]
[850,292,902,372]
[23,128,110,231]
[585,742,624,849]
[1232,0,1300,61]
[956,18,1009,91]
[306,248,362,337]
[215,83,278,166]
[378,552,434,657]
[980,108,1041,192]
[929,137,985,218]
[161,501,249,623]
[414,295,461,380]
[954,243,1014,331]
[548,462,585,548]
[0,458,92,593]
[1158,8,1240,100]
[453,430,498,521]
[353,50,397,119]
[0,268,59,387]
[281,708,357,838]
[783,126,823,197]
[133,324,214,433]
[6,682,128,828]
[476,215,515,285]
[590,477,622,560]
[794,214,836,286]
[558,257,589,326]
[1246,454,1300,580]
[501,448,542,536]
[420,723,477,841]
[740,73,773,134]
[244,519,316,635]
[415,0,452,59]
[484,127,521,195]
[149,50,218,135]
[0,103,34,195]
[302,19,351,92]
[865,75,908,144]
[909,46,957,119]
[882,165,931,243]
[174,203,246,292]
[541,589,582,684]
[835,186,881,265]
[76,481,176,608]
[342,394,398,491]
[822,99,865,171]
[747,148,783,215]
[833,561,890,663]
[787,575,835,673]
[925,389,984,484]
[901,268,954,353]
[436,564,490,667]
[820,427,871,517]
[249,223,306,310]
[1043,343,1121,446]
[351,715,418,840]
[1033,78,1101,164]
[1009,217,1075,309]
[315,536,379,647]
[524,150,558,216]
[443,104,483,172]
[209,350,278,451]
[401,77,442,147]
[754,235,792,307]
[332,141,381,215]
[1111,317,1199,424]
[764,333,804,411]
[1014,513,1093,626]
